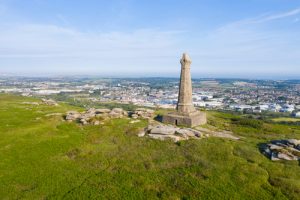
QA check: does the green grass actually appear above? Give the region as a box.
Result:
[0,94,299,199]
[272,118,300,122]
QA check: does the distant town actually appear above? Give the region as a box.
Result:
[1,76,300,118]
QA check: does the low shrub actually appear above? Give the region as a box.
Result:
[232,118,263,129]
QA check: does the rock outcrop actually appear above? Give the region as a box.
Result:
[261,139,300,161]
[66,111,81,121]
[95,109,111,114]
[139,124,206,142]
[131,108,155,119]
[109,108,128,119]
[65,107,128,125]
[42,98,58,106]
[65,107,155,125]
[195,127,240,140]
[65,107,241,143]
[138,122,240,142]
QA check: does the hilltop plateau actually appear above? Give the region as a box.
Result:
[0,94,299,199]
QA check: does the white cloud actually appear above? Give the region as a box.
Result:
[220,7,300,29]
[185,8,300,77]
[0,23,184,76]
[0,6,300,78]
[253,8,300,23]
[0,24,181,58]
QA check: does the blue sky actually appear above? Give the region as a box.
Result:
[0,0,300,78]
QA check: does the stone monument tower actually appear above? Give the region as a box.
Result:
[162,53,206,127]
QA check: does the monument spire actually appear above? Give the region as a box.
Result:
[162,53,206,127]
[177,53,196,114]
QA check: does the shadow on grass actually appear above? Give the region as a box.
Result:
[257,143,271,160]
[154,114,163,123]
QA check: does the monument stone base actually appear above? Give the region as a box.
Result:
[162,111,207,127]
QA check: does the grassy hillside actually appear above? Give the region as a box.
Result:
[0,94,299,199]
[272,118,300,123]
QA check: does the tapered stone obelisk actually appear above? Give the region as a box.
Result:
[177,53,196,114]
[162,53,206,127]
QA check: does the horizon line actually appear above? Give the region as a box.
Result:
[0,74,299,81]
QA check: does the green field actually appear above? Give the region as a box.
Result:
[272,118,300,122]
[0,94,299,199]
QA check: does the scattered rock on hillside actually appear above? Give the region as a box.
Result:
[65,107,128,125]
[140,124,206,142]
[150,126,178,135]
[138,122,241,142]
[138,130,146,137]
[65,107,155,125]
[66,111,81,121]
[176,129,196,138]
[80,118,89,125]
[93,120,100,125]
[131,114,139,119]
[109,108,127,118]
[287,139,300,147]
[65,106,240,142]
[261,139,300,161]
[111,108,124,114]
[95,109,111,114]
[132,108,155,119]
[42,98,58,106]
[195,127,239,140]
